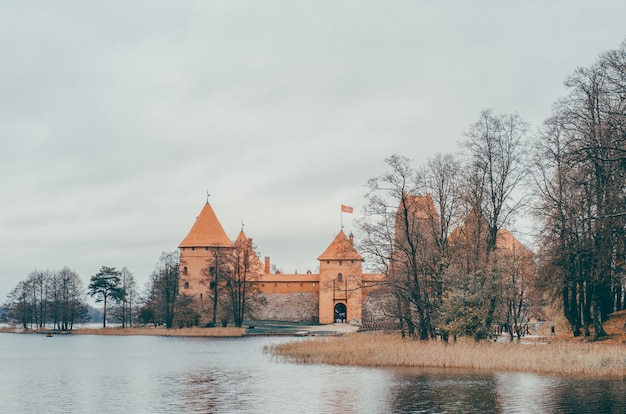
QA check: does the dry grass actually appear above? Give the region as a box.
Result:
[72,326,246,337]
[268,333,626,378]
[2,326,245,337]
[0,326,17,333]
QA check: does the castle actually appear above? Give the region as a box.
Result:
[178,198,533,326]
[178,201,384,324]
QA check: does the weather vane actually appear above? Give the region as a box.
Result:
[241,220,245,232]
[206,190,211,203]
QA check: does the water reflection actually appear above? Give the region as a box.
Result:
[550,378,626,414]
[389,369,500,413]
[495,372,561,413]
[388,367,626,414]
[0,334,623,413]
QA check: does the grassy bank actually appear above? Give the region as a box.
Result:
[1,326,245,337]
[73,326,246,337]
[268,333,626,378]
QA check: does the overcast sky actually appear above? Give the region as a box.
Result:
[1,1,625,301]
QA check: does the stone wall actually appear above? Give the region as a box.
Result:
[252,292,319,322]
[362,289,395,323]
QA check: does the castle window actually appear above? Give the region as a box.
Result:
[205,247,209,250]
[338,273,343,283]
[183,267,188,275]
[200,293,203,299]
[209,266,216,275]
[184,282,189,289]
[339,261,343,265]
[192,247,195,251]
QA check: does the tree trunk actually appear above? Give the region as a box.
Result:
[582,283,592,337]
[103,295,107,328]
[592,289,608,339]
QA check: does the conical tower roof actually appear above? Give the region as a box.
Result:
[234,230,265,272]
[235,229,248,245]
[179,202,233,248]
[317,230,363,261]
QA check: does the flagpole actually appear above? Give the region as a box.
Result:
[340,204,353,229]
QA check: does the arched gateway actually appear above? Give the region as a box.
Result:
[334,303,347,323]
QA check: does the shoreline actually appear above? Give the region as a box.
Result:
[0,326,246,337]
[3,324,624,378]
[0,321,359,338]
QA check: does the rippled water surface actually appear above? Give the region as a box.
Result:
[0,334,623,413]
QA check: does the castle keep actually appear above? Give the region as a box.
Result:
[178,202,384,324]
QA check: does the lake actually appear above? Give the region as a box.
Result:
[0,333,623,413]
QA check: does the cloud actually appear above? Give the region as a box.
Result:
[1,1,626,300]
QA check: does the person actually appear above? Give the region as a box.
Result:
[551,325,555,336]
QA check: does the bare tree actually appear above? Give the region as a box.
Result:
[534,40,626,338]
[50,267,85,330]
[496,234,535,341]
[116,267,138,328]
[199,247,232,326]
[6,280,32,328]
[28,270,51,329]
[153,251,180,329]
[359,154,454,340]
[6,268,86,330]
[423,153,462,317]
[220,232,265,327]
[461,109,530,257]
[534,113,586,336]
[448,109,531,339]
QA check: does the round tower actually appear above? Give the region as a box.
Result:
[178,202,233,302]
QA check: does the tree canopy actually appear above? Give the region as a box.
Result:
[88,266,125,328]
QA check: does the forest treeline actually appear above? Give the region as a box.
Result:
[357,39,626,340]
[2,252,182,330]
[3,40,626,340]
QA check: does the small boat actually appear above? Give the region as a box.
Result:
[45,332,53,337]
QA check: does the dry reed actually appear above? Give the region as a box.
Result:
[268,333,626,378]
[2,326,245,337]
[72,326,245,337]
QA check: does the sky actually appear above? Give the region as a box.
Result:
[1,1,626,301]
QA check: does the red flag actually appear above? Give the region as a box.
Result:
[341,204,353,213]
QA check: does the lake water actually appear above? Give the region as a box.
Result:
[0,333,623,413]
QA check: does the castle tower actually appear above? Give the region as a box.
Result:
[317,230,364,324]
[178,202,233,300]
[233,229,265,276]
